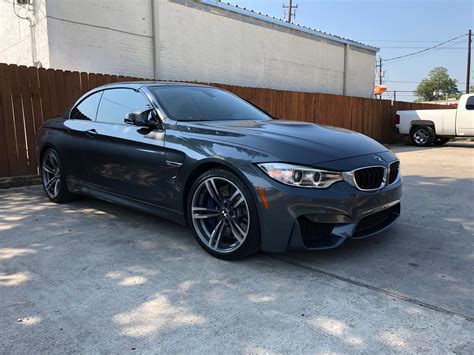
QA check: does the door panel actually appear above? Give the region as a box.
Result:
[62,119,93,182]
[457,96,474,135]
[81,88,167,206]
[82,123,166,205]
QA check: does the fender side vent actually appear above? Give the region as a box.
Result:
[297,216,335,248]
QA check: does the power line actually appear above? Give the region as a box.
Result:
[380,39,467,50]
[383,33,468,62]
[380,46,467,49]
[385,80,421,83]
[385,80,467,84]
[360,39,464,43]
[46,16,153,39]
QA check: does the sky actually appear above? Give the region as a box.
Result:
[225,0,473,101]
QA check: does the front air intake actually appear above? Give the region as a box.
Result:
[297,216,335,248]
[353,203,401,238]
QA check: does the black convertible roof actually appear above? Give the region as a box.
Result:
[94,81,211,91]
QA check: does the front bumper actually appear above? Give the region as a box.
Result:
[288,199,400,250]
[239,152,403,253]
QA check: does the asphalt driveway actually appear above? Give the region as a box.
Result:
[1,143,473,353]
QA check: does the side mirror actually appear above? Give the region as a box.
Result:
[125,109,159,129]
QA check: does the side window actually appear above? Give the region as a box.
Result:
[70,91,102,120]
[466,96,474,110]
[96,89,150,124]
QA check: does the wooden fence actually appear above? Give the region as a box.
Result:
[0,63,446,178]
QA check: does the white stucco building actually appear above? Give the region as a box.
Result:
[0,0,379,97]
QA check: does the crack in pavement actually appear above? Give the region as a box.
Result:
[269,254,474,323]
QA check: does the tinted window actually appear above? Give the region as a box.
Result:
[466,96,474,110]
[70,91,102,120]
[149,86,270,121]
[96,89,150,124]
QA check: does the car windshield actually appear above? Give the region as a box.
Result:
[149,86,271,121]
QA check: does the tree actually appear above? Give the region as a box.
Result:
[415,67,459,102]
[470,85,474,93]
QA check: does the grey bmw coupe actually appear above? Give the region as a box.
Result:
[36,82,402,259]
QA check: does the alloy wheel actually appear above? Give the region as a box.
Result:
[42,152,61,199]
[413,128,430,145]
[191,177,250,253]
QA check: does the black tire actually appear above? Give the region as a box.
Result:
[410,126,435,147]
[41,148,76,203]
[434,137,450,146]
[187,168,260,260]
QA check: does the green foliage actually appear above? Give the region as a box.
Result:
[415,67,459,101]
[470,85,474,93]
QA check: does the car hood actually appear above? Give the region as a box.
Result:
[179,119,388,165]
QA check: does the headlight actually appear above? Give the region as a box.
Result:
[257,163,343,188]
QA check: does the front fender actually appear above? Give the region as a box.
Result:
[163,128,271,214]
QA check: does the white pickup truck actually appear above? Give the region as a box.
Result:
[396,93,474,146]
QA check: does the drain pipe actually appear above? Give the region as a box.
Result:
[151,0,159,80]
[12,1,40,67]
[343,43,349,96]
[28,17,39,67]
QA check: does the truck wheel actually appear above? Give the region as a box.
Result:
[410,126,435,147]
[434,137,450,146]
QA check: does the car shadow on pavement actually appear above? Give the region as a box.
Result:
[0,183,473,353]
[284,174,474,320]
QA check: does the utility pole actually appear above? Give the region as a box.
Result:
[375,57,383,99]
[379,57,383,86]
[466,29,471,93]
[283,0,298,23]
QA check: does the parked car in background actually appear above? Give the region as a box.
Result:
[396,93,474,146]
[36,82,402,259]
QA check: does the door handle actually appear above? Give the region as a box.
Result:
[85,129,97,136]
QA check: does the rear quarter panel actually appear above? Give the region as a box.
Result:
[36,118,89,183]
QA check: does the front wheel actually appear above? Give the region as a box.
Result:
[410,126,435,147]
[187,169,260,260]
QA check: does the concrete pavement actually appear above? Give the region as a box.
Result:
[1,142,473,353]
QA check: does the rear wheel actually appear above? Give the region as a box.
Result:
[41,148,75,203]
[410,126,435,147]
[187,169,260,260]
